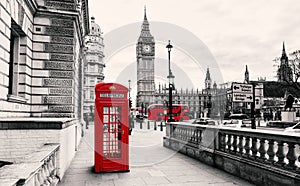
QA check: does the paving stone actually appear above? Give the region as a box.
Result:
[58,125,254,186]
[143,176,171,185]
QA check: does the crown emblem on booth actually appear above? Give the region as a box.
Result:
[109,86,116,90]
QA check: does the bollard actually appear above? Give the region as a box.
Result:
[147,121,150,129]
[132,119,135,128]
[140,120,142,129]
[160,121,163,131]
[154,121,157,130]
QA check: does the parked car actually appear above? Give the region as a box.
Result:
[192,118,216,125]
[284,122,300,133]
[223,114,251,128]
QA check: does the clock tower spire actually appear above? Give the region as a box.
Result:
[136,7,155,108]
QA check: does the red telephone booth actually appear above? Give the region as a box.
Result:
[94,82,129,172]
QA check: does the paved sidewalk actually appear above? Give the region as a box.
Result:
[58,125,253,186]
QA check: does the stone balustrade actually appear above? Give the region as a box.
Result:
[0,144,60,186]
[164,122,300,186]
[218,128,300,171]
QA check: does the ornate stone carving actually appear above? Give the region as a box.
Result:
[45,26,74,37]
[49,105,74,112]
[45,0,76,11]
[51,36,74,45]
[49,88,72,95]
[51,19,73,28]
[45,44,74,54]
[43,96,72,104]
[49,71,74,78]
[45,62,73,71]
[43,79,72,87]
[50,54,73,62]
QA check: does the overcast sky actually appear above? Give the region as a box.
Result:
[89,0,300,90]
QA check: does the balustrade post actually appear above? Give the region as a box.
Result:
[238,135,244,156]
[232,135,238,154]
[275,141,285,167]
[195,129,199,144]
[37,170,43,186]
[297,155,300,173]
[191,130,195,144]
[258,138,266,162]
[266,139,275,165]
[35,173,41,186]
[250,137,258,160]
[285,142,297,170]
[226,134,232,152]
[243,136,250,158]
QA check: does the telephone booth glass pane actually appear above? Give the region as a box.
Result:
[103,106,122,159]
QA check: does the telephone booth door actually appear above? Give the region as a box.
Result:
[94,82,129,172]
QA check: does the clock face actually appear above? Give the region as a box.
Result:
[143,45,151,53]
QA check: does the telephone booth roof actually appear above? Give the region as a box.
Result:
[95,82,128,93]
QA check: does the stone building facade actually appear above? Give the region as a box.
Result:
[0,0,89,118]
[83,16,105,116]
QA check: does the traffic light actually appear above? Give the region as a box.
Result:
[129,98,132,108]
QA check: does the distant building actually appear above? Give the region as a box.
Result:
[154,84,201,118]
[0,0,89,118]
[153,68,218,118]
[83,17,105,116]
[136,7,155,108]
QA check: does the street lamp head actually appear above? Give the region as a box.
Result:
[166,40,173,51]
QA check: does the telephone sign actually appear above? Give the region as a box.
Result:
[94,82,129,173]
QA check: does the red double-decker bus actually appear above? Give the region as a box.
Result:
[147,104,191,121]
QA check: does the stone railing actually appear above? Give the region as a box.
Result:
[218,128,300,171]
[164,122,300,186]
[0,144,60,186]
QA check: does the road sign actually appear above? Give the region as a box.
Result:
[232,83,253,94]
[231,83,254,103]
[232,93,253,102]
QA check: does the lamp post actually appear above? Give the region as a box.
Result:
[166,40,175,122]
[128,80,131,98]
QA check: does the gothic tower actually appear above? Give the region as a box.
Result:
[205,68,211,89]
[278,42,293,82]
[136,7,155,108]
[244,65,249,83]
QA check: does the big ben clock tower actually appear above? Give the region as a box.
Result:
[136,7,155,108]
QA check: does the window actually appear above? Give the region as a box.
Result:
[8,27,19,95]
[7,19,26,103]
[90,91,94,100]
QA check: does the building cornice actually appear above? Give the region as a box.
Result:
[24,0,38,14]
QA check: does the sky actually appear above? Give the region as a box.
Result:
[89,0,300,91]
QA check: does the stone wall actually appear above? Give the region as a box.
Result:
[0,0,89,118]
[0,118,81,179]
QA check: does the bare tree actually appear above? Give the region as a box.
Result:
[289,50,300,83]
